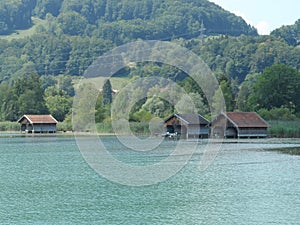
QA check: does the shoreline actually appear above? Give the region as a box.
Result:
[2,131,300,140]
[1,131,300,155]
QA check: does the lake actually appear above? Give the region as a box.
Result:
[0,134,299,224]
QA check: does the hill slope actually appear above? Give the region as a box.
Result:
[1,0,257,39]
[0,0,299,84]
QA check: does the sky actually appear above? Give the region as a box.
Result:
[209,0,300,35]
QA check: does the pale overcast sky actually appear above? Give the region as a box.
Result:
[209,0,300,35]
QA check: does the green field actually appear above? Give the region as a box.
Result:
[78,77,130,91]
[0,17,46,41]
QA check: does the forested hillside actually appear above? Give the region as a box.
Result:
[192,35,300,82]
[271,19,300,46]
[0,0,300,128]
[0,0,259,81]
[1,0,257,37]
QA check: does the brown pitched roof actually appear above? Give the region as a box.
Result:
[223,112,269,128]
[17,115,58,124]
[165,114,209,125]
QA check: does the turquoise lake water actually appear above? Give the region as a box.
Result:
[0,135,300,224]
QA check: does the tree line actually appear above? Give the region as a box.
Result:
[0,63,300,128]
[0,74,73,122]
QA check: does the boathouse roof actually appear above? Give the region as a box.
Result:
[165,114,209,125]
[221,112,269,128]
[17,114,58,124]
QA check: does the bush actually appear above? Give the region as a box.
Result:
[96,122,113,133]
[130,122,150,135]
[57,121,73,132]
[0,122,20,131]
[96,122,152,135]
[258,107,298,121]
[268,120,300,138]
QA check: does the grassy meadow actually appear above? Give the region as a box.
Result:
[82,77,129,91]
[0,17,47,41]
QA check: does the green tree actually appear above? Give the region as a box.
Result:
[258,107,297,121]
[45,94,72,121]
[236,73,259,111]
[12,74,48,120]
[236,83,250,112]
[131,109,152,122]
[215,76,234,111]
[0,83,16,121]
[175,93,209,115]
[95,94,111,123]
[102,79,112,105]
[57,11,88,36]
[40,75,57,91]
[248,64,300,112]
[22,33,71,76]
[34,0,63,18]
[141,96,173,118]
[57,75,75,96]
[14,61,37,78]
[73,83,99,131]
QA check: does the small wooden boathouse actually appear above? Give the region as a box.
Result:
[164,114,210,139]
[18,114,58,133]
[211,112,269,138]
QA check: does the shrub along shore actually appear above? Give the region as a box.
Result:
[267,121,300,138]
[269,147,300,155]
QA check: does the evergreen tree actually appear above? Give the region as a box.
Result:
[102,79,112,105]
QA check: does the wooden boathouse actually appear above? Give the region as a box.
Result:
[164,114,210,139]
[211,112,269,138]
[18,114,58,133]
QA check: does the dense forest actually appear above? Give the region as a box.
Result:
[0,0,300,130]
[1,0,257,37]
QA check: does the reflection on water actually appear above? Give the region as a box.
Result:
[0,136,299,224]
